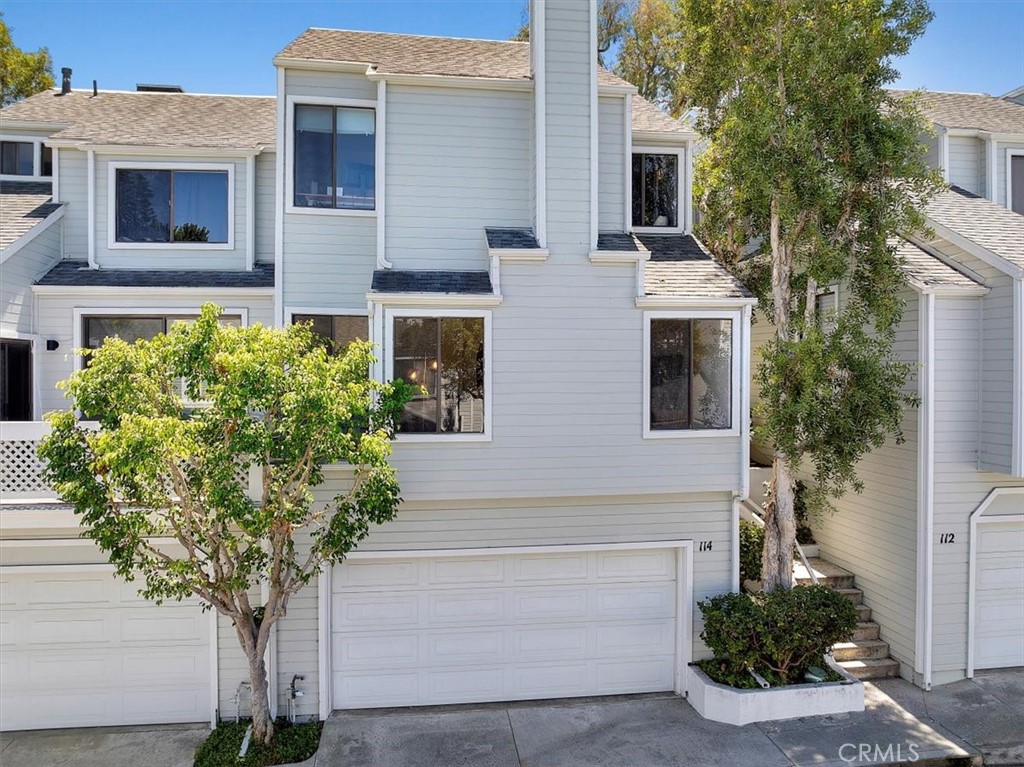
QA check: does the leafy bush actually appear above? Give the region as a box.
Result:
[698,585,858,687]
[194,719,322,767]
[739,519,764,585]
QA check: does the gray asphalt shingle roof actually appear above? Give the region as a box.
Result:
[371,270,494,294]
[635,234,753,300]
[36,261,275,288]
[0,181,63,252]
[485,227,542,249]
[889,89,1024,135]
[893,238,984,290]
[1,90,276,149]
[926,186,1024,270]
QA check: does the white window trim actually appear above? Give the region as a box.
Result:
[382,307,492,443]
[642,309,742,439]
[1006,148,1024,213]
[631,145,686,235]
[106,161,236,251]
[284,95,379,218]
[0,134,51,182]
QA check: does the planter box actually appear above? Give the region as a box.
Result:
[799,544,819,558]
[686,657,864,726]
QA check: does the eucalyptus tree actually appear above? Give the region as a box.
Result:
[676,0,942,589]
[40,304,412,744]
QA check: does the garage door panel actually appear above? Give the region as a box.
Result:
[122,610,205,641]
[29,615,110,643]
[28,576,110,605]
[974,518,1024,671]
[332,547,683,709]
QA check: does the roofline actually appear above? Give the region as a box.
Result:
[0,119,70,132]
[41,140,269,157]
[1001,85,1024,99]
[32,284,274,297]
[936,127,1023,141]
[303,27,528,45]
[924,216,1024,280]
[31,87,275,99]
[902,274,989,297]
[891,88,991,97]
[635,296,757,308]
[0,205,65,263]
[366,70,533,92]
[272,57,375,73]
[633,129,697,144]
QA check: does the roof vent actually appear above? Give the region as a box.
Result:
[136,83,184,93]
[60,67,72,95]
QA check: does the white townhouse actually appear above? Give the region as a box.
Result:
[0,1,755,730]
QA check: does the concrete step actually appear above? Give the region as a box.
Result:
[793,557,856,589]
[834,587,864,604]
[852,621,881,641]
[837,657,901,680]
[855,603,872,621]
[832,639,892,662]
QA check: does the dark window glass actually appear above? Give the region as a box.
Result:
[1011,154,1024,215]
[41,144,53,176]
[632,153,678,228]
[650,318,732,430]
[293,314,368,355]
[393,316,485,434]
[84,317,166,350]
[1,141,34,175]
[115,169,228,244]
[294,105,375,210]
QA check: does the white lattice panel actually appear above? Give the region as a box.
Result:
[0,439,53,495]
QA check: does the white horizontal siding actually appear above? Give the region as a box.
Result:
[598,96,625,232]
[1,220,61,335]
[94,153,248,270]
[384,85,532,270]
[284,69,376,102]
[254,152,276,264]
[281,214,375,312]
[34,293,274,414]
[948,135,982,196]
[57,149,87,261]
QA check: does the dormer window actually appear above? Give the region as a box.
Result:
[632,148,684,232]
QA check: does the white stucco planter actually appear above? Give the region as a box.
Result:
[686,657,864,726]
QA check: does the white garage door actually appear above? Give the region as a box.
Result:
[331,546,683,709]
[0,568,211,731]
[974,521,1024,669]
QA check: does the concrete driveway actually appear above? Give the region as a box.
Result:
[0,723,207,767]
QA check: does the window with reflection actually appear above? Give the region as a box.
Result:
[632,153,679,228]
[393,316,485,434]
[293,105,376,211]
[1,141,34,175]
[292,314,368,355]
[649,318,732,430]
[115,169,229,243]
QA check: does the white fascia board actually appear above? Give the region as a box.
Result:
[925,217,1024,279]
[32,284,273,297]
[366,292,502,308]
[271,56,373,73]
[945,128,1024,142]
[489,248,549,262]
[42,140,264,157]
[588,249,650,264]
[599,83,638,96]
[0,205,65,264]
[632,130,697,145]
[0,120,69,132]
[367,71,532,92]
[636,296,757,308]
[902,274,989,297]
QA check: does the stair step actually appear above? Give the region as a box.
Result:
[832,639,892,661]
[838,657,900,680]
[852,621,881,641]
[855,604,872,621]
[834,588,864,604]
[793,557,856,589]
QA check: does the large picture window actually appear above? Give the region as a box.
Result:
[646,315,734,434]
[632,152,680,229]
[392,316,486,435]
[114,168,230,244]
[293,104,375,211]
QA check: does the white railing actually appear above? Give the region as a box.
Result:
[0,421,56,501]
[739,494,818,587]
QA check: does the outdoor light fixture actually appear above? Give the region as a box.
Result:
[45,339,60,351]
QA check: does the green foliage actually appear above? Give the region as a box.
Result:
[174,223,211,242]
[39,303,413,744]
[613,0,683,115]
[739,519,763,585]
[699,586,858,687]
[193,719,321,767]
[0,12,54,106]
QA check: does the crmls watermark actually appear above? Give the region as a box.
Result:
[839,742,920,763]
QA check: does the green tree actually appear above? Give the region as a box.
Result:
[0,12,54,106]
[613,0,681,114]
[677,0,942,590]
[39,304,413,745]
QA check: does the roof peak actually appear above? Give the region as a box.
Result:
[305,27,528,46]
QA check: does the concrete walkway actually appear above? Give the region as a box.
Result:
[2,670,1019,767]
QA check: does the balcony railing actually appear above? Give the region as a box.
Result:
[0,421,56,502]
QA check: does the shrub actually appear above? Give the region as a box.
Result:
[698,585,858,687]
[739,519,764,585]
[194,719,322,767]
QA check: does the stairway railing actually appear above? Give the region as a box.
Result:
[738,496,819,587]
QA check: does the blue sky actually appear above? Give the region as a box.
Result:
[3,0,1022,98]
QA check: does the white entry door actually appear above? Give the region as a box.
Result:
[0,568,211,731]
[330,545,684,709]
[974,521,1024,669]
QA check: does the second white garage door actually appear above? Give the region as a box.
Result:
[974,520,1024,670]
[331,545,684,709]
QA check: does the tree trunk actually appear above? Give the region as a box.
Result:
[761,453,796,590]
[245,645,274,745]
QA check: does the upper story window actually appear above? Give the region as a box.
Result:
[293,105,376,211]
[632,150,682,231]
[390,314,487,437]
[644,311,739,438]
[1010,151,1024,215]
[0,140,52,178]
[292,313,368,355]
[114,168,230,245]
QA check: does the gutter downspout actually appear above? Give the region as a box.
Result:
[273,66,285,327]
[245,154,256,271]
[86,149,97,269]
[376,78,392,269]
[915,292,935,689]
